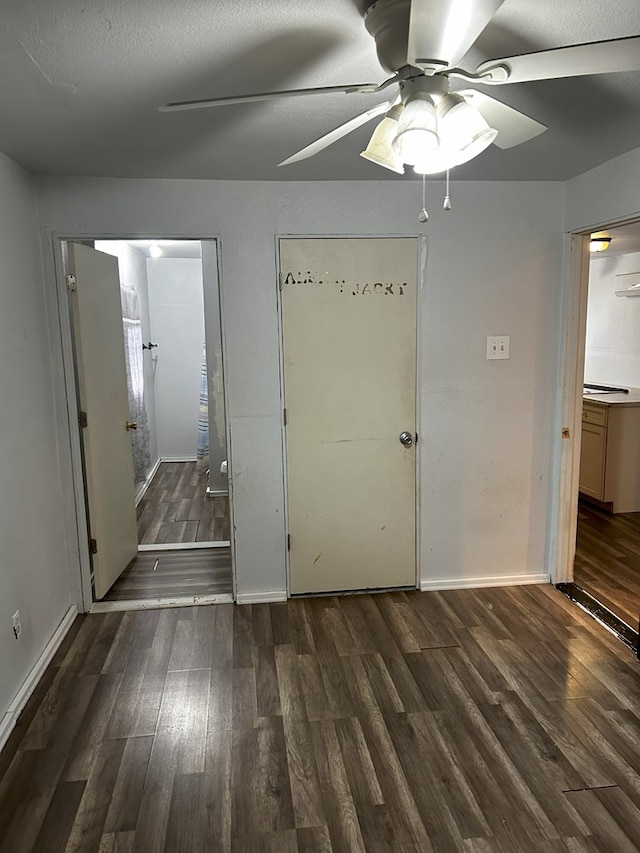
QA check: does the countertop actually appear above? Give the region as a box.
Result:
[583,386,640,407]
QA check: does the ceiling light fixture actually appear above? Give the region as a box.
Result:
[149,243,163,258]
[361,79,498,181]
[589,235,612,253]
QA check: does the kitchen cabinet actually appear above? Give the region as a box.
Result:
[579,399,640,512]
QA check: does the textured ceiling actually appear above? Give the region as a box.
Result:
[1,0,639,181]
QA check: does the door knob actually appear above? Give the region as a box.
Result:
[399,431,413,447]
[126,420,138,431]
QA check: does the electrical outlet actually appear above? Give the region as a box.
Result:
[12,610,21,640]
[486,335,510,360]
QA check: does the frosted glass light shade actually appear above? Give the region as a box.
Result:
[392,96,438,166]
[360,105,405,174]
[438,94,497,166]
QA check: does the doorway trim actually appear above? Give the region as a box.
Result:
[555,215,640,585]
[275,233,426,596]
[49,233,234,612]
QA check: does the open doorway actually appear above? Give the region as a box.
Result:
[559,220,640,649]
[65,238,233,608]
[94,240,230,550]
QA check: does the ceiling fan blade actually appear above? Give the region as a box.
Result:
[475,35,640,85]
[159,82,385,112]
[278,100,394,167]
[408,0,506,71]
[457,90,547,149]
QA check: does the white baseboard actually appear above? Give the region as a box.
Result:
[138,541,230,552]
[135,457,161,507]
[205,488,228,497]
[91,594,233,613]
[420,573,550,592]
[160,456,197,463]
[0,605,78,754]
[236,590,288,605]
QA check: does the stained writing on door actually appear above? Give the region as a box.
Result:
[282,271,406,296]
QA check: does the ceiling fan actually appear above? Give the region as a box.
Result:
[159,0,640,176]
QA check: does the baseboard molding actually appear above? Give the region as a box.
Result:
[236,590,288,605]
[160,456,197,463]
[138,541,230,552]
[0,605,78,754]
[135,457,161,507]
[91,594,233,613]
[205,488,229,497]
[420,573,550,592]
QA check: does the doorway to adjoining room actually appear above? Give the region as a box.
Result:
[68,238,232,607]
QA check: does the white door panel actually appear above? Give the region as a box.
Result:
[280,237,417,594]
[69,243,138,599]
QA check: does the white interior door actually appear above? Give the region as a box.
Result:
[68,243,138,599]
[280,237,418,594]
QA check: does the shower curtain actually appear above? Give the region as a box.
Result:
[196,343,209,470]
[121,283,151,490]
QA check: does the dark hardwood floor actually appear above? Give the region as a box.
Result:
[137,462,230,545]
[103,548,233,602]
[3,584,640,851]
[574,500,640,628]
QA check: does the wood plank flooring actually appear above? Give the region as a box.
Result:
[103,548,233,601]
[574,500,640,627]
[137,462,230,545]
[3,584,640,851]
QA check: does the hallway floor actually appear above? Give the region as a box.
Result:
[137,462,230,545]
[2,585,640,851]
[574,500,640,628]
[102,547,233,602]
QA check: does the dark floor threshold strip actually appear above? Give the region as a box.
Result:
[556,582,639,655]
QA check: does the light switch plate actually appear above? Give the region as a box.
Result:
[487,336,510,360]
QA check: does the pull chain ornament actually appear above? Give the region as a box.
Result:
[443,169,452,210]
[418,174,429,222]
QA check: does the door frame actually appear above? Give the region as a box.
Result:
[275,234,427,595]
[49,233,235,611]
[555,215,640,585]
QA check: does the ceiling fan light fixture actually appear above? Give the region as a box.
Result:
[392,94,438,166]
[360,104,405,174]
[589,235,612,253]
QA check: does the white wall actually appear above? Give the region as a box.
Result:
[94,240,159,467]
[0,154,71,731]
[35,177,565,599]
[147,257,205,459]
[565,145,640,233]
[585,250,640,387]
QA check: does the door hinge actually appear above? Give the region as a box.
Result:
[287,534,291,552]
[78,411,88,429]
[88,538,98,555]
[66,274,77,293]
[283,408,288,426]
[278,272,283,292]
[562,427,571,439]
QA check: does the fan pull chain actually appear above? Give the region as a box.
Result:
[443,169,452,210]
[418,174,429,222]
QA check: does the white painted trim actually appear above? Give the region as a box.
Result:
[0,605,78,753]
[91,594,233,613]
[160,456,197,463]
[420,574,550,592]
[137,540,230,551]
[135,457,161,507]
[205,488,228,497]
[236,590,288,605]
